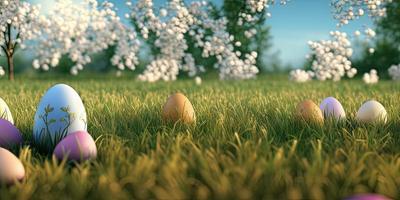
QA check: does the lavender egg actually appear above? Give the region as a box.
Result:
[33,84,87,152]
[320,97,346,120]
[0,119,23,149]
[0,147,25,185]
[53,131,97,162]
[344,194,391,200]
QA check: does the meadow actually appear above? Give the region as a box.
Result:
[1,75,400,200]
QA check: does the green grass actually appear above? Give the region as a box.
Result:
[1,75,400,200]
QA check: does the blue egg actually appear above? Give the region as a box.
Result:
[33,84,87,152]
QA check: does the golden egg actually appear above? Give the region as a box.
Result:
[296,100,324,124]
[162,93,196,124]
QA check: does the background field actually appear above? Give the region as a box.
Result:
[0,75,399,200]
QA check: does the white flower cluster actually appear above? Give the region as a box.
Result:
[194,76,202,85]
[138,59,179,82]
[289,69,314,83]
[128,0,260,81]
[238,0,289,38]
[306,31,357,81]
[331,0,391,26]
[388,64,400,80]
[31,0,140,75]
[129,0,206,81]
[200,17,259,80]
[245,0,288,13]
[363,69,379,84]
[0,0,42,54]
[0,66,5,77]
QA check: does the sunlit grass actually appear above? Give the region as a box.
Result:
[0,75,399,199]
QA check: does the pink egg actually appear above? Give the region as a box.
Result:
[53,131,97,162]
[344,194,391,200]
[0,119,23,149]
[0,147,25,185]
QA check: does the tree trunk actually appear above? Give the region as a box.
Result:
[6,54,14,81]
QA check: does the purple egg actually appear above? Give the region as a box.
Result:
[344,194,391,200]
[320,97,346,120]
[0,119,23,149]
[53,131,97,162]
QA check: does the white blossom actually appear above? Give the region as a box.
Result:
[388,64,400,80]
[363,69,379,84]
[194,76,202,85]
[31,0,140,74]
[0,66,5,77]
[289,69,314,83]
[0,0,42,79]
[306,31,357,81]
[128,0,263,81]
[368,47,375,54]
[331,0,391,27]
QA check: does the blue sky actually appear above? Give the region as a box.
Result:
[31,0,374,66]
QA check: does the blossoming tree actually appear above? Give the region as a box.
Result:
[31,0,140,75]
[126,0,289,82]
[0,0,395,81]
[0,0,41,80]
[290,0,393,82]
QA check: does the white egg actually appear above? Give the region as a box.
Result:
[356,100,387,124]
[33,84,87,152]
[0,97,14,124]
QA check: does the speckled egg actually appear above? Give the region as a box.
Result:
[356,100,387,124]
[0,119,23,149]
[0,97,14,124]
[296,100,324,124]
[162,93,196,124]
[53,131,97,162]
[320,97,346,120]
[344,193,391,200]
[33,84,87,152]
[0,147,25,185]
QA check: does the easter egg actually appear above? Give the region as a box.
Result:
[356,100,387,124]
[0,119,23,149]
[33,84,87,152]
[162,93,196,124]
[0,97,14,124]
[0,147,25,184]
[344,194,391,200]
[296,100,324,124]
[53,131,97,162]
[320,97,346,120]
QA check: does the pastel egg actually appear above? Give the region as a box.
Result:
[0,97,14,124]
[356,100,387,124]
[162,93,196,124]
[33,84,87,152]
[0,147,25,185]
[320,97,346,120]
[0,119,23,149]
[296,100,324,124]
[344,194,391,200]
[53,131,97,162]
